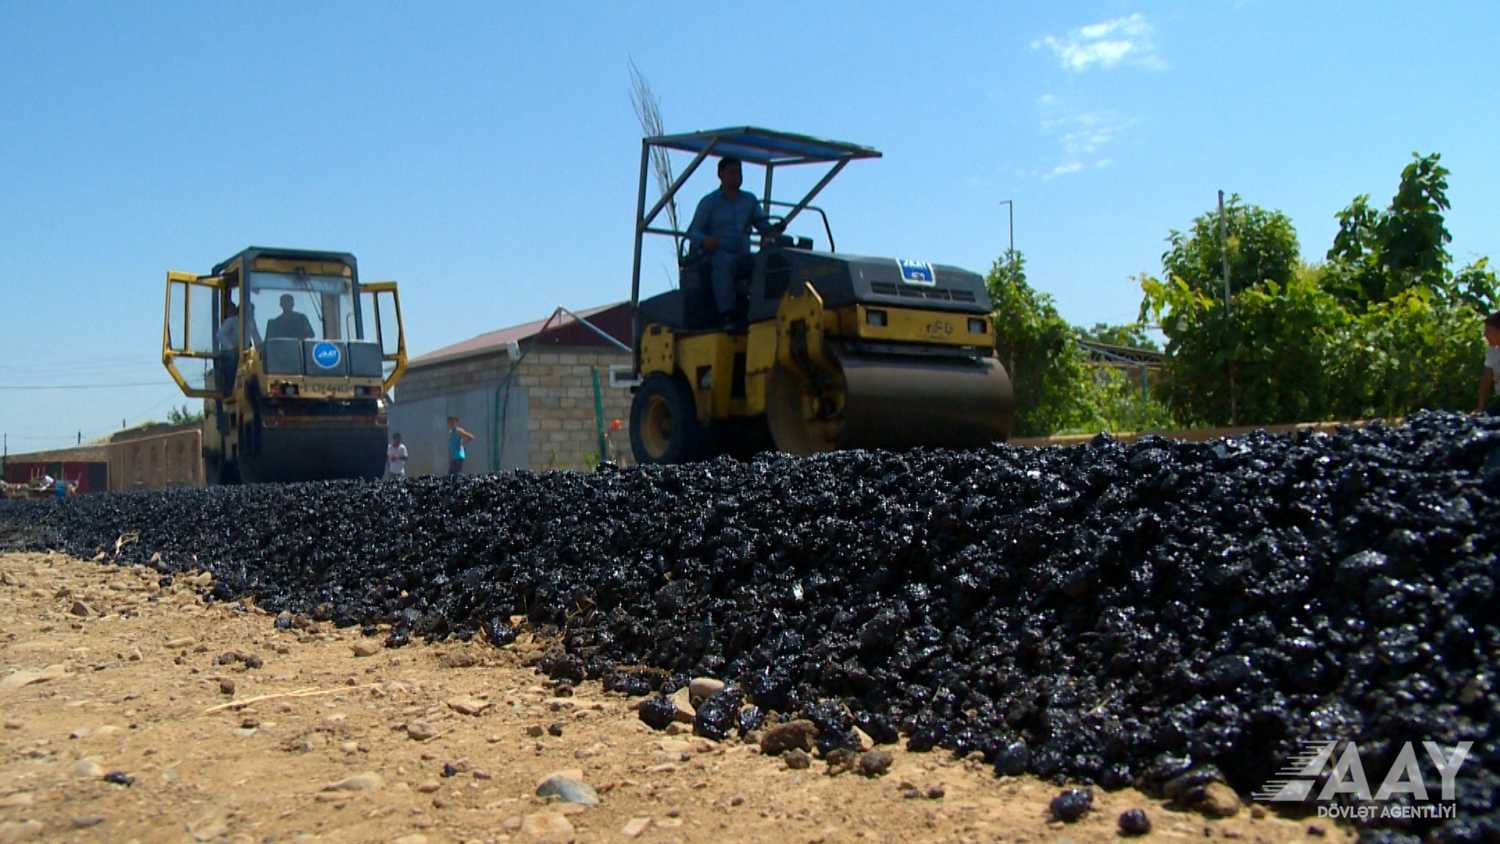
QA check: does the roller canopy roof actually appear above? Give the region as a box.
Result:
[645,127,881,165]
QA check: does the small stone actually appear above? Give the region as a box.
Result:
[406,721,437,741]
[103,771,134,786]
[825,748,856,776]
[526,724,546,738]
[1250,806,1266,820]
[339,741,359,753]
[438,650,480,669]
[1118,808,1152,836]
[73,758,104,778]
[1196,783,1242,818]
[69,727,91,739]
[730,795,745,806]
[3,720,21,730]
[165,637,195,648]
[519,812,574,844]
[784,748,811,770]
[126,647,143,662]
[352,640,380,657]
[536,775,600,806]
[574,742,606,760]
[446,696,492,716]
[760,720,818,756]
[0,820,45,842]
[70,816,106,829]
[323,772,383,792]
[669,687,695,723]
[925,785,945,800]
[69,600,95,617]
[547,722,564,737]
[219,678,236,696]
[415,781,441,793]
[0,793,33,808]
[621,816,651,837]
[853,726,875,751]
[858,750,893,777]
[688,677,725,702]
[1050,787,1093,822]
[0,665,70,690]
[535,768,585,788]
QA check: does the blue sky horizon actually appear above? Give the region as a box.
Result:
[3,1,1498,451]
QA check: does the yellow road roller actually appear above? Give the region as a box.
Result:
[161,247,407,483]
[628,127,1014,463]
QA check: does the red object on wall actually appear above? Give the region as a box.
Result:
[3,461,108,494]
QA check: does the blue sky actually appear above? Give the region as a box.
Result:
[2,1,1498,451]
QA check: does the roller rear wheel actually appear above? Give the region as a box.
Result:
[630,373,704,464]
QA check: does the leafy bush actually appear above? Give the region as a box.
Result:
[990,251,1178,435]
[1141,152,1495,427]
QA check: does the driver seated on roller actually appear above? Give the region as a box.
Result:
[686,157,783,328]
[266,294,316,341]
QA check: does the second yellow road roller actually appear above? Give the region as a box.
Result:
[160,247,407,483]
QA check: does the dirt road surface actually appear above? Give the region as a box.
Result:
[0,551,1348,843]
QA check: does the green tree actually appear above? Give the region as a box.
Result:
[988,250,1094,436]
[1078,321,1159,350]
[1144,151,1492,427]
[987,251,1179,435]
[1163,195,1299,300]
[1326,152,1454,306]
[166,405,203,425]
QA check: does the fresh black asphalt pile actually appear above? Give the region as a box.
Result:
[3,411,1497,841]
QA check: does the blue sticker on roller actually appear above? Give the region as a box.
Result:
[897,259,936,286]
[312,341,342,370]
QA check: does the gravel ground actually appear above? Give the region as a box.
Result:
[0,550,1345,843]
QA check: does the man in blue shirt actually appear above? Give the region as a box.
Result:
[685,157,782,326]
[447,415,474,476]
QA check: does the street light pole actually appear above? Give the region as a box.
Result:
[999,200,1015,268]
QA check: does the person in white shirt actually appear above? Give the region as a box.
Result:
[214,302,262,392]
[386,433,409,478]
[1478,311,1500,416]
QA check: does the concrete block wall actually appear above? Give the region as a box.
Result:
[514,349,634,470]
[397,347,635,471]
[109,429,203,490]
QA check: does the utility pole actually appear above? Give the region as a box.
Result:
[999,199,1015,270]
[1217,191,1231,308]
[1218,190,1236,425]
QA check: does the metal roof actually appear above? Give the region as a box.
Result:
[408,302,630,369]
[646,126,882,165]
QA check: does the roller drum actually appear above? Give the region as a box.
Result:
[238,424,388,483]
[766,345,1014,455]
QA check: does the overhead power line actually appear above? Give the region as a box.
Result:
[0,381,167,391]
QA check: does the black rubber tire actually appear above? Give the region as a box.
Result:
[629,373,704,465]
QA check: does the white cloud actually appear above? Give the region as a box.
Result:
[1032,13,1166,73]
[1053,111,1133,158]
[1045,161,1085,180]
[1035,103,1132,179]
[1036,93,1057,107]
